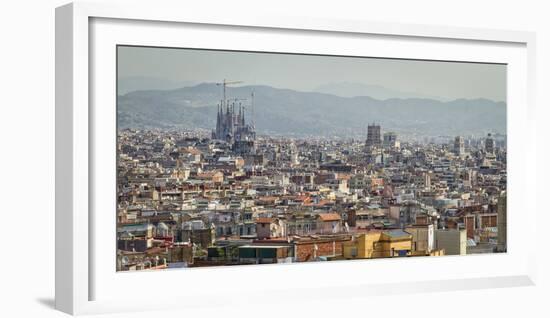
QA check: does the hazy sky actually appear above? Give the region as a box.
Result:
[117,45,506,102]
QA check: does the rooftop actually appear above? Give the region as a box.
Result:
[317,213,341,222]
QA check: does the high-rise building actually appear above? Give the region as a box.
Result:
[366,123,381,148]
[383,132,399,149]
[454,136,465,156]
[423,172,431,189]
[485,133,495,154]
[497,192,507,252]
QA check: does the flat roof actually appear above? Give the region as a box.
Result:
[238,245,289,249]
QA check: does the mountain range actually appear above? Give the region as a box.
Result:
[313,82,448,101]
[117,83,506,138]
[118,76,197,95]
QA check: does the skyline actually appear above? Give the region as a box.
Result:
[117,46,507,102]
[116,45,507,272]
[117,82,506,138]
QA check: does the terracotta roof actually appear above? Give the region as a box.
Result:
[255,217,275,224]
[197,171,222,178]
[303,199,333,207]
[337,174,351,180]
[281,195,310,202]
[182,148,202,155]
[145,247,166,255]
[317,213,341,222]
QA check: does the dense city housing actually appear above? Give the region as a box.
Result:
[116,86,507,271]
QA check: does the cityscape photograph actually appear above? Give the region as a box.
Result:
[116,46,507,271]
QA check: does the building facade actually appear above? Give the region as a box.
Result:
[366,123,382,148]
[454,136,465,156]
[212,102,256,145]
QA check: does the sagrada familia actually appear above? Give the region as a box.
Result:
[212,101,256,153]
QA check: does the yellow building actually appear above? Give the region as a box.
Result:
[343,230,413,259]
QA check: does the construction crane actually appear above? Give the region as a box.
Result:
[216,79,243,108]
[250,91,255,129]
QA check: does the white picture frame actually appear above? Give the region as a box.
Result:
[56,1,537,315]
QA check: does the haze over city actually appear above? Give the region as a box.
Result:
[118,46,506,102]
[116,45,507,271]
[117,46,506,140]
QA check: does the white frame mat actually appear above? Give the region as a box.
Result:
[56,1,537,315]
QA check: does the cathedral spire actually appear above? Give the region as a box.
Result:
[215,102,221,138]
[238,104,242,125]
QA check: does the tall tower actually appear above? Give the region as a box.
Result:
[454,136,465,156]
[366,123,381,148]
[485,133,495,154]
[240,104,245,126]
[212,87,256,153]
[212,79,244,141]
[497,192,507,252]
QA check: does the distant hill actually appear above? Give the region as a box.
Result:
[117,83,506,137]
[117,76,197,95]
[313,82,447,101]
